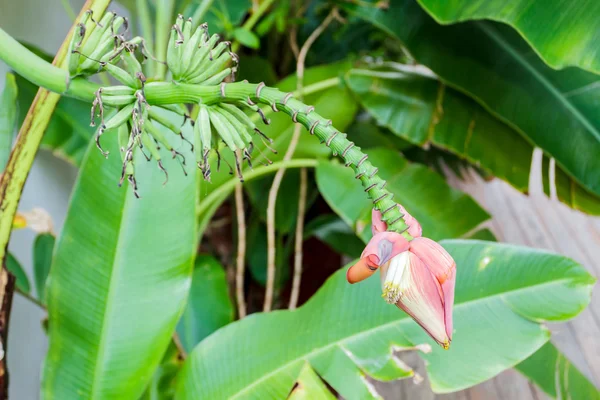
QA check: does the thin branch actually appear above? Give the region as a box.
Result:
[172,332,187,360]
[191,0,215,28]
[15,288,45,310]
[288,167,308,309]
[155,0,175,79]
[263,8,337,312]
[234,183,247,318]
[231,0,277,53]
[136,0,155,77]
[60,0,77,21]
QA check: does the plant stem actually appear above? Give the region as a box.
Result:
[60,0,77,21]
[155,0,175,80]
[234,183,247,318]
[191,0,215,28]
[244,0,276,31]
[288,166,307,310]
[231,0,277,53]
[15,288,46,310]
[0,28,67,94]
[136,0,155,78]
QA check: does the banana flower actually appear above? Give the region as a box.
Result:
[347,205,456,349]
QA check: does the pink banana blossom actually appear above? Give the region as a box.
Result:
[347,205,456,349]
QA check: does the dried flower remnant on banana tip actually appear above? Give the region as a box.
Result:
[347,205,456,350]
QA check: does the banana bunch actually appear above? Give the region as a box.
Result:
[193,100,276,182]
[91,87,192,198]
[167,15,238,84]
[67,10,154,88]
[82,11,275,195]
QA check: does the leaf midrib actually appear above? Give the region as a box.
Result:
[89,183,133,399]
[229,275,581,399]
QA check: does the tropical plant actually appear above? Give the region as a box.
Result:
[0,0,598,399]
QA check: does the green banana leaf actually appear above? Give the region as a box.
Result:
[415,0,600,74]
[33,233,55,303]
[516,341,600,399]
[345,68,531,192]
[176,255,234,353]
[139,341,183,400]
[288,362,337,400]
[345,67,600,214]
[304,214,364,259]
[175,240,595,398]
[0,72,18,170]
[316,148,490,241]
[342,0,600,205]
[244,169,318,234]
[42,114,197,398]
[6,252,31,294]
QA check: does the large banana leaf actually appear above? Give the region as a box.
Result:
[345,68,600,214]
[0,72,18,170]
[176,255,234,353]
[42,116,196,398]
[288,363,337,400]
[415,0,600,74]
[516,341,600,399]
[175,240,595,398]
[342,0,600,201]
[316,148,490,241]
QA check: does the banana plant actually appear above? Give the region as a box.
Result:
[0,1,598,399]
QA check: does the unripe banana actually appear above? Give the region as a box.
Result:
[80,12,115,56]
[144,119,172,150]
[68,23,86,76]
[182,33,220,80]
[197,105,212,153]
[141,130,162,161]
[219,103,256,131]
[78,36,115,72]
[209,108,243,150]
[180,24,204,76]
[187,52,230,84]
[216,105,252,146]
[199,68,232,86]
[101,62,138,88]
[100,85,135,96]
[117,123,130,153]
[147,108,181,137]
[103,103,135,130]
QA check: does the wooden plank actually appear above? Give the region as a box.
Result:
[493,370,537,400]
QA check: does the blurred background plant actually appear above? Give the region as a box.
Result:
[0,0,599,399]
